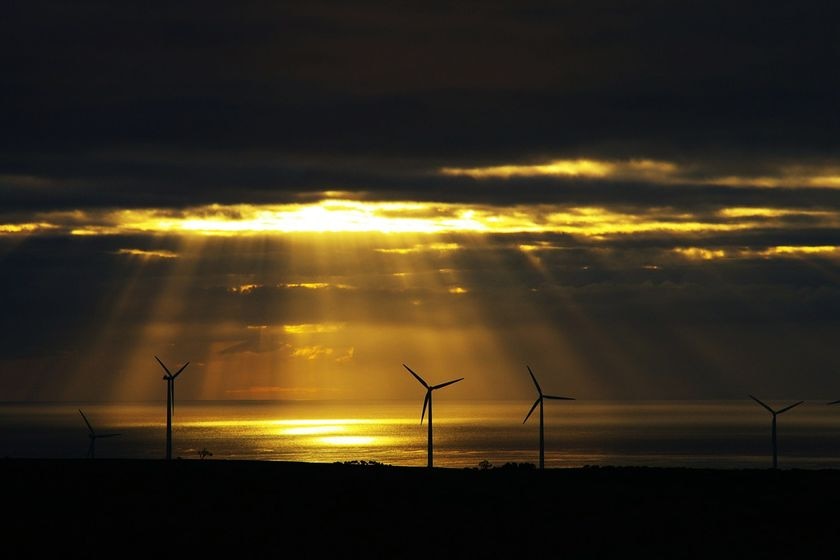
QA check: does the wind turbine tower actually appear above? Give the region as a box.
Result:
[749,395,804,469]
[155,356,189,460]
[79,409,120,459]
[523,366,574,469]
[403,364,463,468]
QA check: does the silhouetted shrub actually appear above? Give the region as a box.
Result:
[340,459,388,467]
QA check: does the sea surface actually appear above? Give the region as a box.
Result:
[3,400,840,469]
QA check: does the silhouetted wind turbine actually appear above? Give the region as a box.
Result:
[155,356,189,461]
[523,366,574,469]
[749,395,804,469]
[403,364,463,468]
[79,409,120,459]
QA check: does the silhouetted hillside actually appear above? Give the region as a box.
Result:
[4,459,836,557]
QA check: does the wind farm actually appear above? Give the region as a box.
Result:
[4,386,840,558]
[4,1,840,556]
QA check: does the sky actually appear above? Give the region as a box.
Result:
[2,1,840,402]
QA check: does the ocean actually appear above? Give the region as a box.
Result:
[3,400,840,469]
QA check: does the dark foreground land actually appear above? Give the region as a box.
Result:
[4,458,839,557]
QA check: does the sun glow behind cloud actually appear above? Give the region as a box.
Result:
[6,175,840,403]
[7,195,840,404]
[5,199,840,240]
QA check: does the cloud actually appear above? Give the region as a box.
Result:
[113,248,179,259]
[2,2,839,213]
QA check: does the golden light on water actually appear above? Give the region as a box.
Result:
[319,436,377,446]
[173,416,393,449]
[181,417,398,430]
[283,425,345,436]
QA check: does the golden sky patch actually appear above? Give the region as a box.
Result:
[718,207,832,218]
[114,248,179,259]
[673,247,728,260]
[439,158,677,179]
[441,158,840,188]
[762,246,839,256]
[229,284,262,294]
[0,222,58,234]
[674,245,840,260]
[283,323,346,334]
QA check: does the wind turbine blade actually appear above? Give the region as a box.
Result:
[432,378,464,390]
[749,395,774,414]
[421,391,430,424]
[828,400,840,405]
[78,409,94,434]
[523,398,540,423]
[99,433,121,438]
[777,401,805,414]
[172,362,189,380]
[526,366,542,396]
[171,381,175,417]
[543,395,575,400]
[155,355,172,376]
[403,364,429,389]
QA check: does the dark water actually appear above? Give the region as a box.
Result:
[3,400,840,469]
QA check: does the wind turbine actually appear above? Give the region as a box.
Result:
[79,409,120,459]
[749,395,804,469]
[523,366,574,469]
[403,364,463,468]
[155,356,189,461]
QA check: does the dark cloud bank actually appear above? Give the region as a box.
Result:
[3,1,840,208]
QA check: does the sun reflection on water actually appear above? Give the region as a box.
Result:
[319,436,378,446]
